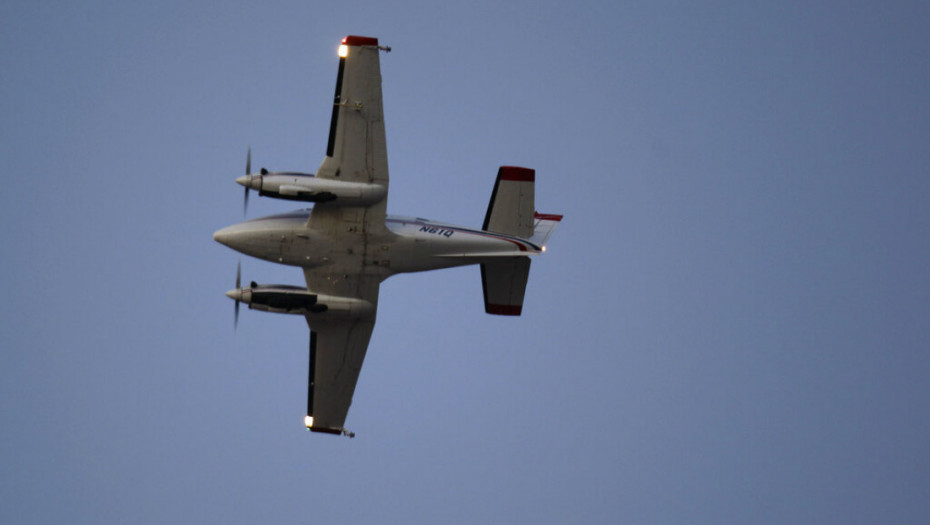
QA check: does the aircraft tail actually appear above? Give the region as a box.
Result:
[482,258,531,315]
[483,166,535,238]
[480,166,562,316]
[528,212,563,248]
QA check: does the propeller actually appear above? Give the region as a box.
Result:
[234,260,242,329]
[243,147,251,216]
[240,147,270,215]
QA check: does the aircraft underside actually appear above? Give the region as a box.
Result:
[213,36,561,436]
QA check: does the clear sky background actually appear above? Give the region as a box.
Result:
[2,1,928,523]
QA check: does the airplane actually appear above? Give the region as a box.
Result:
[213,36,562,437]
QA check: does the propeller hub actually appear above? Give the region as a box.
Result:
[236,174,263,191]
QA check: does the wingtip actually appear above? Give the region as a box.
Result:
[485,304,523,316]
[342,35,378,46]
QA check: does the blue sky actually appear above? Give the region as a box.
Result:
[2,1,929,523]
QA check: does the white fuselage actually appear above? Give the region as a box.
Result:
[213,209,541,280]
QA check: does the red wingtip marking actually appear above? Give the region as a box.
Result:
[486,304,523,316]
[342,35,379,46]
[498,166,535,182]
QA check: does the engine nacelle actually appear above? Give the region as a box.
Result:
[236,171,386,206]
[226,284,375,318]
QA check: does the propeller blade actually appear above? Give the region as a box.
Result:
[244,147,252,216]
[234,260,242,329]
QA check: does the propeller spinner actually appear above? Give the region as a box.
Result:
[236,147,271,215]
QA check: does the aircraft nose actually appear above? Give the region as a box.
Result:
[235,175,250,188]
[213,227,231,246]
[213,222,269,259]
[225,289,242,301]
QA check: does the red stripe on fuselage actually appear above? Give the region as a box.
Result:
[387,218,536,252]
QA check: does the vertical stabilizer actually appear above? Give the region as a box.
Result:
[483,166,535,238]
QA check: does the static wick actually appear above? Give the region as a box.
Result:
[378,45,392,53]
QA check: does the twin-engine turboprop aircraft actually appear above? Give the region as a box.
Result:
[213,36,562,437]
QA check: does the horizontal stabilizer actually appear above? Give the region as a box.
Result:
[481,257,531,316]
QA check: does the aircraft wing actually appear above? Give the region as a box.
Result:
[302,268,380,434]
[301,36,389,434]
[312,36,389,235]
